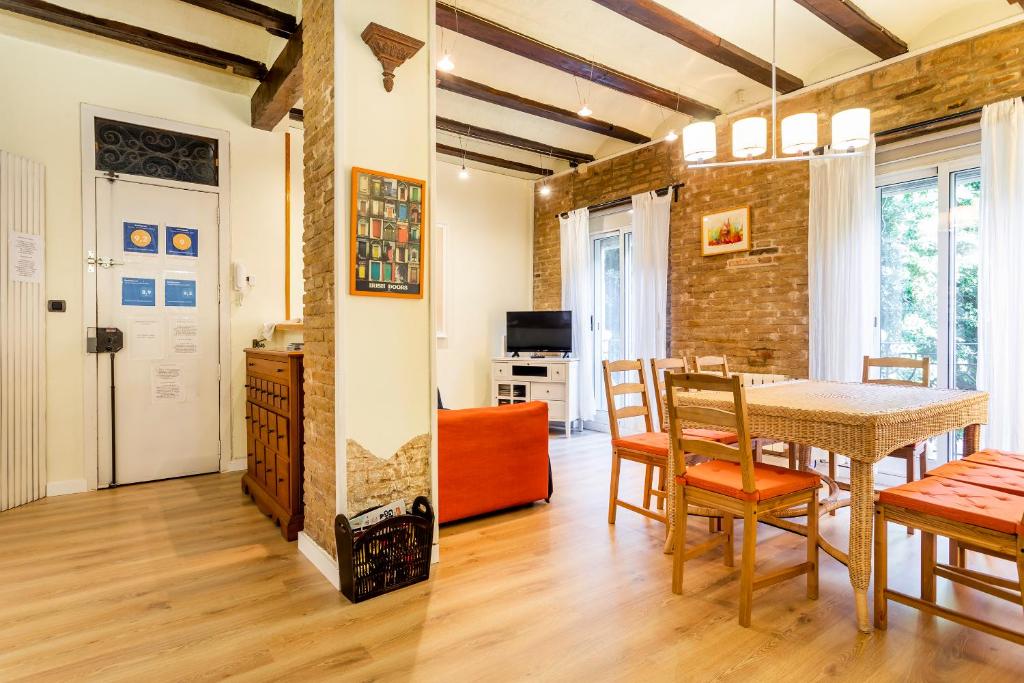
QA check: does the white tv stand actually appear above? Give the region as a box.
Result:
[491,357,579,437]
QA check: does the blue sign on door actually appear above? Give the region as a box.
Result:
[123,222,159,254]
[167,227,199,257]
[165,279,197,307]
[122,277,156,306]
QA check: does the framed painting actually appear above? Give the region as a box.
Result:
[350,167,426,298]
[701,206,750,256]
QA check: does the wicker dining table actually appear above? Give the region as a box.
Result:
[665,379,988,633]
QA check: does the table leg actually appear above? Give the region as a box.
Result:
[848,459,876,633]
[963,423,980,456]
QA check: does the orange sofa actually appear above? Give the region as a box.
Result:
[438,401,552,523]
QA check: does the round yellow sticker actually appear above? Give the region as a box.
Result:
[130,229,152,248]
[172,233,192,251]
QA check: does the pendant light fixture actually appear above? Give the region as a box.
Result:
[682,0,869,168]
[457,136,470,179]
[575,61,596,119]
[437,2,458,72]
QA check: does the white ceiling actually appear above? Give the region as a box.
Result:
[0,0,299,95]
[1,1,1019,177]
[438,0,1023,174]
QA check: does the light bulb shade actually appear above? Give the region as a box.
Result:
[578,104,592,117]
[665,129,678,142]
[539,185,551,197]
[458,166,469,180]
[682,121,716,162]
[732,117,767,158]
[832,108,871,150]
[781,112,817,154]
[437,54,455,72]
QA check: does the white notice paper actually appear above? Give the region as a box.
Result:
[8,232,43,283]
[151,363,185,402]
[129,318,164,360]
[170,317,200,355]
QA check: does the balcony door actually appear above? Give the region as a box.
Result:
[877,160,980,458]
[590,217,632,424]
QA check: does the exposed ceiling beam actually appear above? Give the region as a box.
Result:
[288,108,304,122]
[437,143,554,176]
[793,0,908,60]
[0,0,267,79]
[437,116,594,165]
[251,23,302,130]
[437,72,650,145]
[178,0,297,38]
[435,2,719,119]
[1010,0,1024,9]
[590,0,803,93]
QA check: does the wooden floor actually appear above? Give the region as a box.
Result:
[1,431,1022,681]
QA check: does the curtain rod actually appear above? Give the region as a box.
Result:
[557,182,685,219]
[875,107,983,143]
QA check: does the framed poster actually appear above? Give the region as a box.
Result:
[350,167,426,298]
[701,206,750,256]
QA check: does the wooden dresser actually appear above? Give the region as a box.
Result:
[241,348,304,540]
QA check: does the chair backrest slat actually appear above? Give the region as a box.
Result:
[862,355,929,387]
[666,372,754,494]
[674,405,738,431]
[601,359,654,440]
[611,382,646,396]
[694,355,730,377]
[650,358,690,428]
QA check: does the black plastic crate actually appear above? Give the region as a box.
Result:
[334,496,434,603]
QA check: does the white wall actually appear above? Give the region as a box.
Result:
[434,161,534,409]
[0,32,294,485]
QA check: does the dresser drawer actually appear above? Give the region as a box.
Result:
[532,383,565,401]
[543,399,566,420]
[247,355,289,380]
[493,362,511,379]
[549,365,566,381]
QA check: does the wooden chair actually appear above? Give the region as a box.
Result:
[826,356,930,523]
[604,359,670,526]
[689,354,792,468]
[694,355,729,377]
[649,358,691,511]
[874,465,1024,644]
[666,372,821,627]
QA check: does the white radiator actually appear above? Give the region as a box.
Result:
[0,150,46,512]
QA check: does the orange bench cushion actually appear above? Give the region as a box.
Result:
[879,476,1024,535]
[925,460,1024,497]
[678,460,820,502]
[965,449,1024,473]
[613,429,738,457]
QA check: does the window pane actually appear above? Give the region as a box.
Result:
[598,235,622,362]
[879,178,940,383]
[952,169,980,391]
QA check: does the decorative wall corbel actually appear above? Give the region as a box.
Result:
[360,22,425,93]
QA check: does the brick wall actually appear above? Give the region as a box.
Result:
[534,21,1024,376]
[301,0,337,556]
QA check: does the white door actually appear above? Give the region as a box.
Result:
[93,178,221,485]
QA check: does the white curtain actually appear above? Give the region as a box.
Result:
[626,191,671,362]
[808,141,878,382]
[560,207,595,421]
[979,98,1024,451]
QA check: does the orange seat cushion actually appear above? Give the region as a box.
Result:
[677,460,820,502]
[965,449,1024,473]
[613,431,669,457]
[925,460,1024,497]
[879,476,1024,535]
[613,429,738,457]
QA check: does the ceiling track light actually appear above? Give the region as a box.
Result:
[682,0,870,169]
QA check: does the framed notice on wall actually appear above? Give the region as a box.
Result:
[350,167,426,298]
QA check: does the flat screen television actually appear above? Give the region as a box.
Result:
[506,311,573,355]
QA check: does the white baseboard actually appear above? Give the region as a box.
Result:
[46,479,88,497]
[431,543,440,564]
[298,531,340,590]
[221,459,247,473]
